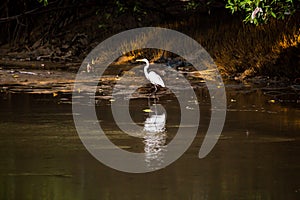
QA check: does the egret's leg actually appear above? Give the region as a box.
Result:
[154,103,158,123]
[154,85,157,93]
[153,85,158,100]
[154,98,157,114]
[147,95,151,108]
[147,84,152,104]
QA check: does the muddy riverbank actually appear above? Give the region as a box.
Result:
[0,62,299,107]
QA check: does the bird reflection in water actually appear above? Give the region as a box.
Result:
[143,103,167,170]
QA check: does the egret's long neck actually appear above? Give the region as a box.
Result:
[143,61,149,78]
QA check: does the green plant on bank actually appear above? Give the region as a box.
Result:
[226,0,296,25]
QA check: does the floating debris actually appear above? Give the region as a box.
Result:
[268,99,275,103]
[185,106,194,110]
[291,85,300,91]
[19,71,38,75]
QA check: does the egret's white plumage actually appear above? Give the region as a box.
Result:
[86,62,92,73]
[136,58,165,90]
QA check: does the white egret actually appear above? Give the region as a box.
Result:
[136,58,165,92]
[86,62,93,73]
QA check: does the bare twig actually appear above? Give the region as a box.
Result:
[0,0,60,23]
[0,1,107,23]
[0,6,43,22]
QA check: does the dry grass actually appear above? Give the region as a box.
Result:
[163,14,300,78]
[105,12,299,78]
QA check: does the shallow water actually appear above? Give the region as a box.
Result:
[0,85,299,200]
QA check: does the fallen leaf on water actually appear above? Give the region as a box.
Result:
[53,92,58,97]
[12,75,19,78]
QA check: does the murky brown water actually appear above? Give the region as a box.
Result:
[0,85,299,200]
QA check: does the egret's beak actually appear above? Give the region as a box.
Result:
[136,59,143,62]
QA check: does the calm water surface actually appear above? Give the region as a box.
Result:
[0,86,299,200]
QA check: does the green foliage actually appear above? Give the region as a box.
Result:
[35,0,297,26]
[37,0,48,6]
[112,0,146,17]
[225,0,296,25]
[184,0,215,11]
[115,0,127,13]
[95,1,148,30]
[185,1,200,10]
[183,0,297,25]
